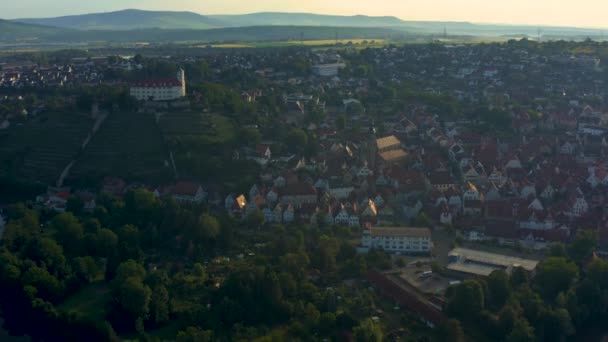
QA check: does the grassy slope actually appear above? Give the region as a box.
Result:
[57,280,111,322]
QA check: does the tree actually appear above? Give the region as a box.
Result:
[21,265,63,300]
[438,319,465,342]
[176,327,214,342]
[198,214,221,241]
[587,258,608,288]
[487,270,512,310]
[567,230,597,264]
[511,266,529,288]
[113,260,146,284]
[92,228,118,257]
[446,280,485,321]
[506,319,536,342]
[353,318,383,342]
[72,256,99,283]
[117,277,152,320]
[149,285,170,324]
[51,212,85,255]
[238,127,262,147]
[286,128,308,154]
[535,257,579,301]
[25,237,67,275]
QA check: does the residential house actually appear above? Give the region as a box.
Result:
[280,183,317,207]
[463,182,483,215]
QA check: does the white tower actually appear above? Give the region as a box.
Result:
[177,68,186,97]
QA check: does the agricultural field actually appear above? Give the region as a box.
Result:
[197,38,388,49]
[68,112,171,184]
[0,112,93,185]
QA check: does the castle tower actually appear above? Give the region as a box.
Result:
[177,68,186,97]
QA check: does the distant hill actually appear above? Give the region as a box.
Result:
[14,9,227,30]
[0,19,66,41]
[51,26,404,43]
[3,9,603,43]
[209,12,406,28]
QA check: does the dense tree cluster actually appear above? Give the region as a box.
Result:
[0,188,394,341]
[444,232,606,341]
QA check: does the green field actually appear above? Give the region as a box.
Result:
[195,38,387,49]
[68,112,171,183]
[0,112,93,184]
[57,280,111,322]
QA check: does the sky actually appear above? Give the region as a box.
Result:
[4,0,608,28]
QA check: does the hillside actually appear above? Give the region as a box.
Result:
[14,9,226,30]
[209,12,406,27]
[0,19,66,41]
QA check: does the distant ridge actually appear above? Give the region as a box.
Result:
[208,12,406,28]
[2,9,605,43]
[14,9,227,30]
[0,19,66,40]
[12,9,408,31]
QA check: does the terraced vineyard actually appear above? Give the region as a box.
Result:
[68,112,171,183]
[159,112,235,145]
[0,112,93,184]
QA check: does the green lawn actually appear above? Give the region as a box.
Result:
[57,280,111,322]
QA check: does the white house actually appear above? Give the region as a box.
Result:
[312,63,346,77]
[362,227,433,254]
[569,196,589,218]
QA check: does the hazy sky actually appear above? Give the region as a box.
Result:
[4,0,608,28]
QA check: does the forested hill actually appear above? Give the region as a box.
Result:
[208,12,405,28]
[14,9,226,31]
[0,19,66,41]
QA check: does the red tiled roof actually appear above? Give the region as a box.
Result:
[131,79,182,88]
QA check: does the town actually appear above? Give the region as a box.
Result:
[2,38,608,341]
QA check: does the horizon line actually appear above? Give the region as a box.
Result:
[5,8,608,32]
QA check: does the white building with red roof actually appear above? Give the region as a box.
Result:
[130,69,186,101]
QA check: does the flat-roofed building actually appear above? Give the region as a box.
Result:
[447,247,538,278]
[362,226,433,254]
